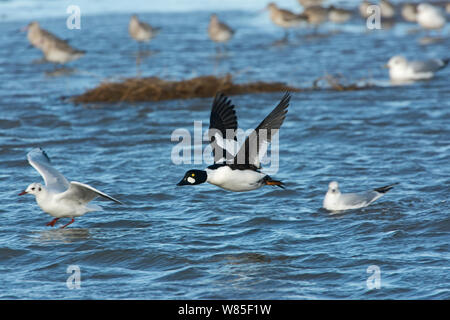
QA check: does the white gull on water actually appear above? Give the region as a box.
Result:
[385,55,449,82]
[323,181,398,211]
[416,3,446,31]
[19,148,122,228]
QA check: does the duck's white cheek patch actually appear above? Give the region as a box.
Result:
[187,177,195,184]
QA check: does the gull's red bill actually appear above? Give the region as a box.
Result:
[18,191,27,196]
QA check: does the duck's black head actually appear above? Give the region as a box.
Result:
[177,170,207,186]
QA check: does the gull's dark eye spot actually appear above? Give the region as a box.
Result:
[31,187,35,191]
[38,187,41,191]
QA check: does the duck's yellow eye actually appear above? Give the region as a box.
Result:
[191,173,195,177]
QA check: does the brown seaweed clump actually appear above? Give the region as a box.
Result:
[71,74,302,103]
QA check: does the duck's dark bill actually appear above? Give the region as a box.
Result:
[18,190,27,196]
[177,179,188,186]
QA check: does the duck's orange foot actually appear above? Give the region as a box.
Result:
[263,176,285,189]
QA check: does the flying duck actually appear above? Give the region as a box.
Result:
[177,92,291,192]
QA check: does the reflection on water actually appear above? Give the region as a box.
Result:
[32,228,91,243]
[302,30,339,41]
[31,57,48,64]
[132,50,160,59]
[215,253,273,294]
[419,36,445,46]
[45,67,76,77]
[135,50,160,77]
[271,37,290,47]
[390,79,415,86]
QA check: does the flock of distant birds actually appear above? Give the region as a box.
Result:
[268,0,448,34]
[17,1,448,227]
[23,0,449,82]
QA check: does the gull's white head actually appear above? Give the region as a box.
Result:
[386,56,407,69]
[328,181,340,193]
[19,183,44,197]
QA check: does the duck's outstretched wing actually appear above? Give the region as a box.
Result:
[233,92,290,168]
[209,93,239,163]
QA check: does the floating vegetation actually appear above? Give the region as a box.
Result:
[71,74,301,103]
[70,73,374,104]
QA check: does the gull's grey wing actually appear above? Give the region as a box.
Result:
[411,59,449,73]
[58,181,122,205]
[339,191,380,208]
[234,92,290,168]
[27,148,70,193]
[340,183,398,209]
[209,93,239,163]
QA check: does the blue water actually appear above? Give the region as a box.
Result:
[0,1,449,299]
